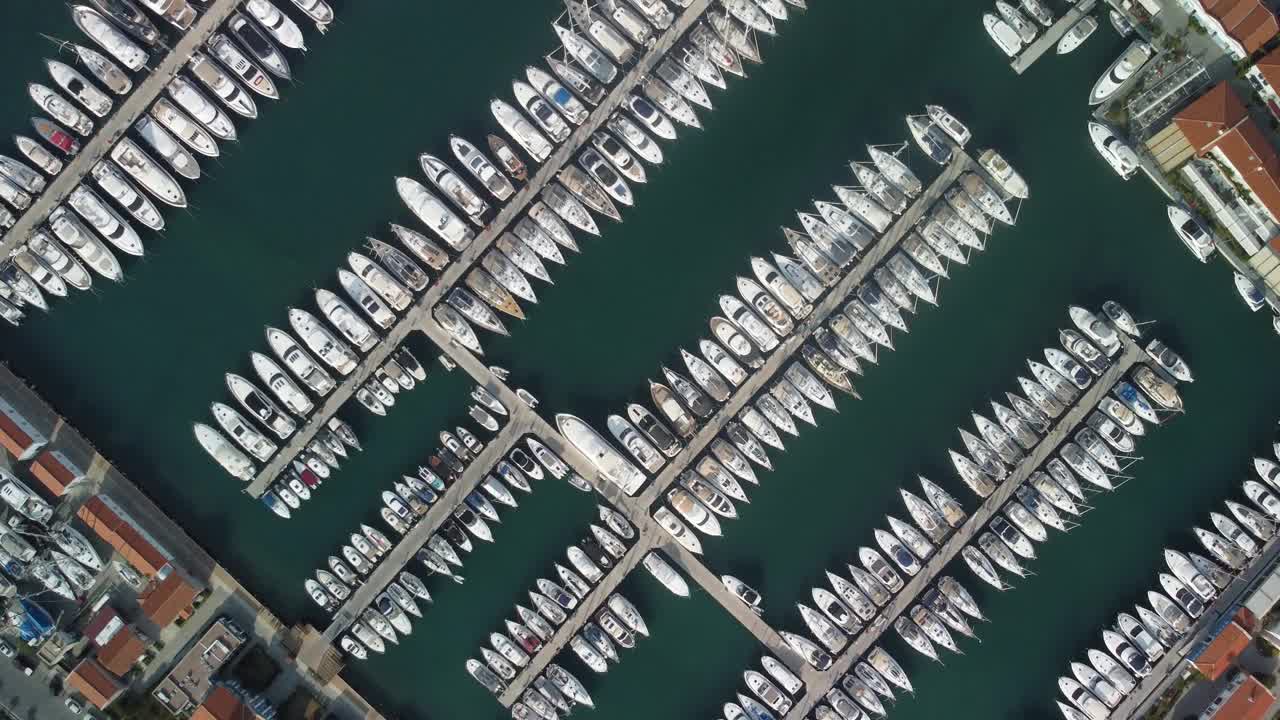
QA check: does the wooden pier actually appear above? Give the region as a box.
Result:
[0,0,245,255]
[781,336,1145,720]
[1010,0,1098,75]
[246,0,719,498]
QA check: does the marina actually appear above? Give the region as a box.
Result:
[0,0,246,256]
[3,2,1280,720]
[782,333,1148,720]
[243,0,725,498]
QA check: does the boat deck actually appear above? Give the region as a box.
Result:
[246,0,719,498]
[0,0,245,256]
[780,335,1146,720]
[1010,0,1098,75]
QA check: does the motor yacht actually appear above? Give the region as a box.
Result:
[1195,527,1247,570]
[1057,15,1098,55]
[193,423,255,480]
[1090,40,1152,105]
[396,176,474,251]
[72,5,149,69]
[227,11,291,80]
[1227,499,1276,540]
[1116,612,1164,662]
[245,0,306,51]
[984,12,1023,57]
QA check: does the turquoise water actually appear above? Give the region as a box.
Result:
[4,1,1280,718]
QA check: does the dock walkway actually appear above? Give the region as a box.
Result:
[321,409,535,642]
[1010,0,1098,75]
[493,151,979,707]
[782,337,1145,720]
[0,0,244,255]
[246,0,717,497]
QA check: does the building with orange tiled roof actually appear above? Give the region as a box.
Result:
[76,494,171,577]
[191,686,260,720]
[1177,0,1280,59]
[1191,619,1254,680]
[29,450,85,497]
[0,396,47,461]
[139,569,200,628]
[83,605,148,678]
[67,657,125,710]
[1171,81,1280,253]
[1200,672,1276,720]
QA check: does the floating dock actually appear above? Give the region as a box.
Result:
[0,0,245,256]
[781,336,1145,720]
[246,0,719,497]
[494,149,984,707]
[1010,0,1098,75]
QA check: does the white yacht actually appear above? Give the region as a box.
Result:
[245,0,306,51]
[29,232,91,291]
[194,423,255,480]
[395,176,474,251]
[134,115,201,180]
[1164,205,1214,261]
[211,402,276,462]
[556,413,647,495]
[45,60,112,117]
[151,98,220,157]
[167,76,237,141]
[1088,122,1139,179]
[266,327,335,395]
[642,551,690,596]
[205,34,278,100]
[73,43,131,95]
[110,138,186,207]
[984,12,1023,57]
[72,5,149,70]
[449,135,514,201]
[288,308,358,375]
[289,0,333,31]
[48,206,123,281]
[1090,41,1152,105]
[89,160,165,230]
[1058,16,1098,55]
[29,84,93,136]
[68,185,144,256]
[997,1,1038,43]
[227,12,291,79]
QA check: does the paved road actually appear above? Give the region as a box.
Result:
[246,0,720,496]
[0,0,245,256]
[0,655,79,720]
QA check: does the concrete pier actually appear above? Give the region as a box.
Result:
[320,411,535,642]
[0,0,244,255]
[1010,0,1098,75]
[782,337,1146,720]
[492,151,982,707]
[246,0,718,497]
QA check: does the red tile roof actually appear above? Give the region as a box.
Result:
[1174,82,1280,223]
[84,607,147,678]
[76,495,168,577]
[29,450,78,497]
[139,571,199,628]
[1200,0,1280,55]
[1194,621,1253,680]
[67,658,125,709]
[191,686,258,720]
[1255,45,1280,90]
[0,411,34,460]
[1215,675,1276,720]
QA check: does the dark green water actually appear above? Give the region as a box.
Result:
[4,1,1280,718]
